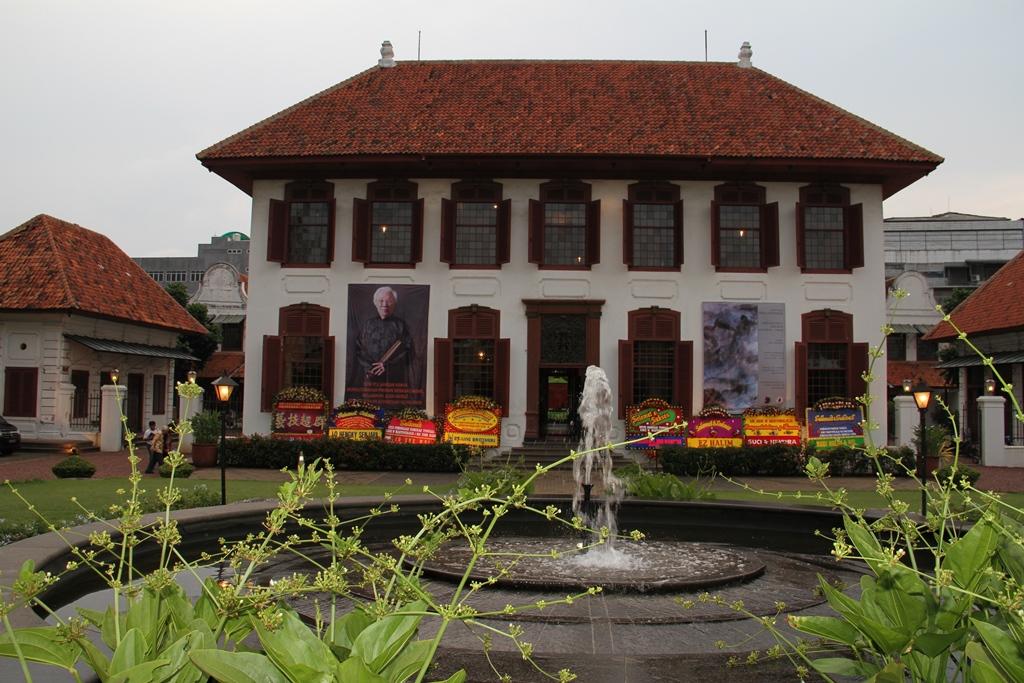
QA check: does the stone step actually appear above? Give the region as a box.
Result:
[18,440,99,454]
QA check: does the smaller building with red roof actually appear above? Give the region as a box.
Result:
[0,214,207,445]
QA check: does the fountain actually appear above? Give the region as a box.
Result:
[27,365,868,682]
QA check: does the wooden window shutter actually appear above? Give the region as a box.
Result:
[622,199,634,266]
[497,199,512,265]
[440,198,455,264]
[411,198,425,264]
[845,203,864,269]
[495,338,511,417]
[653,311,678,340]
[618,340,634,417]
[474,310,498,338]
[848,342,869,404]
[433,338,453,414]
[352,198,370,263]
[673,200,684,267]
[794,342,808,418]
[674,341,693,416]
[322,336,335,404]
[795,202,806,270]
[452,310,476,338]
[267,198,288,263]
[261,335,283,411]
[710,200,721,267]
[586,199,601,266]
[528,199,544,264]
[4,368,38,417]
[634,313,655,340]
[762,201,780,268]
[325,198,337,264]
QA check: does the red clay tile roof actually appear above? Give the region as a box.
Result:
[198,351,245,380]
[198,61,942,164]
[887,361,950,388]
[0,215,208,335]
[925,250,1024,341]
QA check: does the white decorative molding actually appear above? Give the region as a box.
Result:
[629,279,677,300]
[451,277,501,297]
[719,281,766,301]
[282,275,330,294]
[804,282,852,302]
[539,279,590,298]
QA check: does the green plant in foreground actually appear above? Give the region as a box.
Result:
[616,464,715,501]
[190,410,222,445]
[0,381,681,682]
[714,290,1024,681]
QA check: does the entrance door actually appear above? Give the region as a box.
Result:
[126,373,144,434]
[539,368,583,440]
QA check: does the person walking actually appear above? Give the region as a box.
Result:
[144,424,164,474]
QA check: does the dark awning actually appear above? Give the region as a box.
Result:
[65,335,197,361]
[211,314,245,324]
[937,350,1024,369]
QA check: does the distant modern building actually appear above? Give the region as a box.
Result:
[133,231,251,296]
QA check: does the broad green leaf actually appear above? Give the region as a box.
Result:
[223,615,254,646]
[352,600,426,673]
[844,515,886,573]
[108,659,171,683]
[868,661,906,683]
[193,578,221,630]
[101,604,125,650]
[819,578,908,654]
[945,521,998,591]
[151,623,214,683]
[914,629,966,657]
[126,588,163,651]
[906,650,949,683]
[252,608,337,680]
[787,615,861,647]
[862,567,927,636]
[380,639,432,682]
[328,608,373,660]
[973,619,1024,681]
[76,636,110,680]
[337,656,387,682]
[110,628,147,676]
[966,641,1008,683]
[76,607,106,628]
[0,627,80,669]
[190,649,290,683]
[811,656,879,677]
[161,585,196,636]
[429,672,467,683]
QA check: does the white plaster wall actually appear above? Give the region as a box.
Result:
[242,178,889,445]
[1,313,179,439]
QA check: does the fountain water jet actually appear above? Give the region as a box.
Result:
[571,365,627,561]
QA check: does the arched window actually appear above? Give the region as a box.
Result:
[617,307,693,417]
[711,182,778,271]
[260,303,334,410]
[441,180,511,267]
[353,180,424,266]
[267,181,336,266]
[794,309,867,416]
[434,306,510,415]
[796,184,863,272]
[623,182,683,270]
[528,180,600,268]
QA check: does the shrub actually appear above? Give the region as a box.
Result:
[457,460,534,497]
[159,461,194,478]
[190,410,222,444]
[934,463,981,489]
[617,465,715,501]
[51,454,96,479]
[140,483,219,513]
[223,434,469,472]
[660,444,916,478]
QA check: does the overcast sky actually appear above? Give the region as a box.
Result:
[2,1,1022,257]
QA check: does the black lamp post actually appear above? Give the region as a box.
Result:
[912,378,932,517]
[211,374,237,506]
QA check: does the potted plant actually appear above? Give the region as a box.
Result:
[189,410,222,468]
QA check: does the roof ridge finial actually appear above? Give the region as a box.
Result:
[737,41,752,68]
[379,41,396,68]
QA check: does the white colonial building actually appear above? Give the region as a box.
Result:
[198,44,941,448]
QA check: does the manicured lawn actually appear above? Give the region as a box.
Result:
[0,478,406,525]
[714,487,1024,512]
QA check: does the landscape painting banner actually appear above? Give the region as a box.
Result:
[345,284,429,410]
[702,302,786,412]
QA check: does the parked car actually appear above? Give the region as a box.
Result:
[0,416,20,455]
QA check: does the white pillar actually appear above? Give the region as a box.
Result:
[177,386,204,454]
[958,367,969,439]
[99,385,125,452]
[978,395,1007,466]
[893,395,918,449]
[55,382,76,437]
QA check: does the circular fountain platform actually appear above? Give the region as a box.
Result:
[414,538,766,593]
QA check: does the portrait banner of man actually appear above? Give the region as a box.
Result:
[344,284,429,409]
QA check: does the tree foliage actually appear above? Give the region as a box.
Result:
[165,282,220,371]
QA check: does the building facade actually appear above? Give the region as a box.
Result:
[0,215,206,442]
[198,48,941,447]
